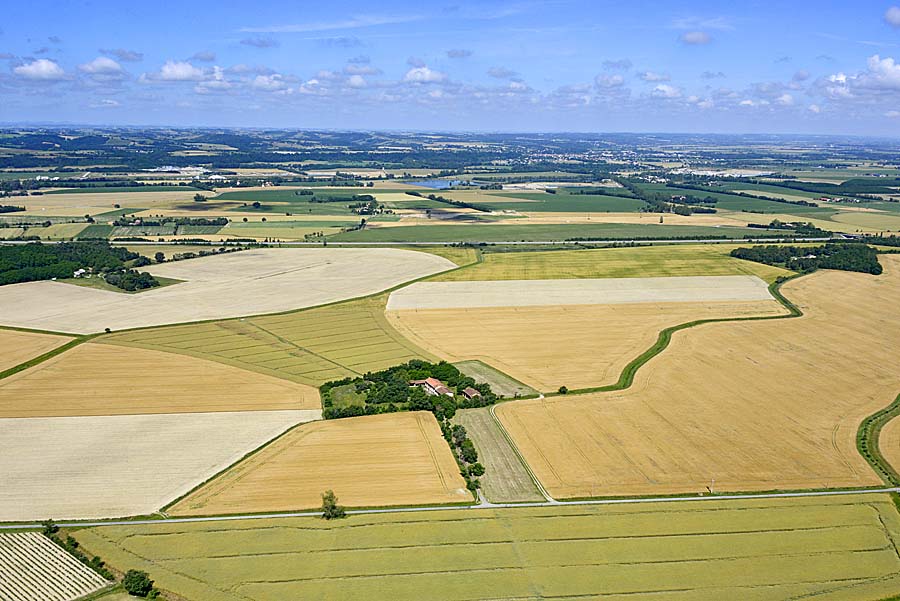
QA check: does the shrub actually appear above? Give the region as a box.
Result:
[123,569,154,597]
[321,490,346,520]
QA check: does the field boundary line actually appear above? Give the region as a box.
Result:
[857,393,900,486]
[0,334,99,382]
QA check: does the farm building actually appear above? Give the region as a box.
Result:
[462,387,482,400]
[410,377,454,397]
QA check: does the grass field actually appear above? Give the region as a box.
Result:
[453,407,543,502]
[105,294,437,387]
[22,222,89,239]
[169,412,470,515]
[0,328,73,373]
[389,300,785,391]
[0,410,311,520]
[432,245,791,283]
[74,493,900,600]
[0,343,320,417]
[497,257,900,497]
[469,190,645,213]
[330,223,772,242]
[454,360,538,398]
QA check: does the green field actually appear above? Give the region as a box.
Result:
[331,223,771,243]
[216,188,411,216]
[432,244,791,283]
[473,190,645,213]
[219,220,356,239]
[639,183,838,217]
[103,295,436,387]
[72,493,900,601]
[453,407,544,503]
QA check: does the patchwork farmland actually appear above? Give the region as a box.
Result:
[0,328,72,373]
[497,256,900,498]
[0,532,111,601]
[169,412,470,515]
[73,494,900,601]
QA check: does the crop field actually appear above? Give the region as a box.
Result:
[74,494,900,601]
[169,412,470,515]
[387,275,775,310]
[497,257,900,498]
[0,343,319,417]
[105,294,436,387]
[0,328,72,373]
[0,248,454,333]
[219,220,353,239]
[432,244,791,282]
[0,532,111,601]
[466,190,646,212]
[453,407,543,502]
[330,222,771,242]
[0,409,312,521]
[21,222,89,239]
[389,299,785,391]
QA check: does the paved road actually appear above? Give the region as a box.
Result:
[4,487,897,531]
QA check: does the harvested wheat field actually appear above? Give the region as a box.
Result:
[0,410,313,521]
[387,275,774,310]
[389,300,785,391]
[0,532,111,601]
[497,256,900,498]
[0,248,454,333]
[0,343,319,417]
[0,328,72,373]
[170,412,470,516]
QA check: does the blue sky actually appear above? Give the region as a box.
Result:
[2,1,900,134]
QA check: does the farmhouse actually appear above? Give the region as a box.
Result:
[410,377,454,397]
[462,387,482,401]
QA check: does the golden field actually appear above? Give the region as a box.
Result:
[0,329,72,373]
[497,256,900,498]
[0,343,320,417]
[169,411,470,515]
[388,300,785,391]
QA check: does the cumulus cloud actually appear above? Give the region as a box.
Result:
[681,31,712,45]
[652,84,681,98]
[404,66,446,83]
[447,48,472,59]
[594,73,624,88]
[808,104,821,113]
[776,93,794,105]
[13,59,65,80]
[100,48,143,62]
[142,60,205,82]
[241,37,279,48]
[79,56,123,74]
[792,70,810,82]
[639,71,669,82]
[886,109,900,117]
[195,66,231,93]
[602,58,632,70]
[487,66,518,79]
[859,54,900,90]
[886,6,900,28]
[347,74,366,88]
[252,73,287,91]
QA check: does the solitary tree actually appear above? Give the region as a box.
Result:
[154,252,165,264]
[558,386,569,394]
[193,193,206,202]
[321,490,346,520]
[123,569,154,597]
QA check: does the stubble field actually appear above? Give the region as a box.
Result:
[0,328,73,373]
[496,256,900,498]
[0,342,320,417]
[73,493,900,601]
[170,411,469,515]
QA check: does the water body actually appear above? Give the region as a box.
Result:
[413,179,468,189]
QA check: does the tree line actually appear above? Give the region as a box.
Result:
[730,243,882,275]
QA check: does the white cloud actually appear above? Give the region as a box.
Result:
[639,71,669,82]
[681,31,712,45]
[886,6,900,27]
[404,66,446,83]
[885,109,900,117]
[776,93,794,106]
[808,104,821,113]
[13,59,65,80]
[195,66,231,93]
[594,73,624,88]
[860,54,900,89]
[652,84,681,98]
[79,56,123,74]
[145,60,205,82]
[347,74,366,88]
[252,73,287,91]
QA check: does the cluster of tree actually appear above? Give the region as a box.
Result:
[104,268,160,291]
[667,182,819,207]
[0,241,150,286]
[440,422,485,492]
[746,219,832,237]
[863,234,900,247]
[730,243,882,275]
[479,182,503,190]
[309,193,375,204]
[123,569,161,598]
[423,193,491,213]
[348,199,381,215]
[41,520,114,581]
[320,490,346,520]
[0,205,25,213]
[749,177,896,198]
[321,360,498,420]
